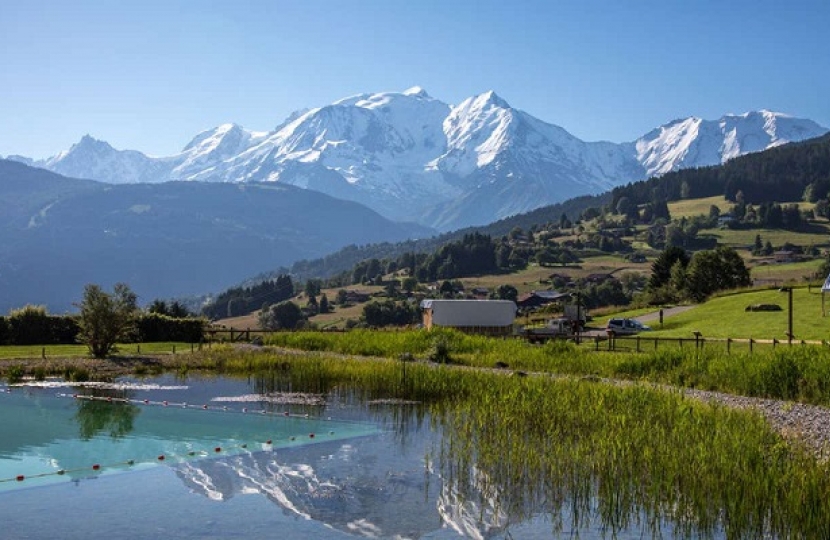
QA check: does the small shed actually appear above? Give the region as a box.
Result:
[420,299,517,335]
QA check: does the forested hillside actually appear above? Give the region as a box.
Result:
[610,133,830,209]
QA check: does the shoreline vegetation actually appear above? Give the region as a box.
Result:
[4,331,830,535]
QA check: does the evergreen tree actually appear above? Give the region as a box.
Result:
[318,294,330,314]
[649,246,690,290]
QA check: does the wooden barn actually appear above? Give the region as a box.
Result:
[420,299,517,335]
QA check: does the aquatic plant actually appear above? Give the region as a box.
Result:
[262,329,830,406]
[191,347,830,537]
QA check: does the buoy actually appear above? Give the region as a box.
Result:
[16,475,24,482]
[329,431,334,435]
[309,433,315,438]
[126,460,134,466]
[240,444,247,449]
[157,455,165,461]
[202,404,208,409]
[283,411,289,416]
[163,401,168,406]
[143,399,149,404]
[265,440,272,445]
[92,464,100,470]
[214,447,221,453]
[242,407,247,413]
[290,436,295,441]
[57,469,65,475]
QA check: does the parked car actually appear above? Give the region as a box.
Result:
[606,318,652,335]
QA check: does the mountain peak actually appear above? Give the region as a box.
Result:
[77,134,109,147]
[477,90,510,109]
[403,86,430,98]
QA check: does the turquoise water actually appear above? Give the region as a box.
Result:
[0,384,377,492]
[0,375,708,539]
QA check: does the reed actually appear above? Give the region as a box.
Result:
[264,330,830,406]
[188,346,830,537]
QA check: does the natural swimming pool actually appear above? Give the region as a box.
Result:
[0,369,815,539]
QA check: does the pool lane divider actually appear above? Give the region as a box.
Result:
[0,391,338,486]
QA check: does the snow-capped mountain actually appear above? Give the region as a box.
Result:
[634,109,827,177]
[9,90,827,230]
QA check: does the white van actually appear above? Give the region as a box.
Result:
[606,318,651,335]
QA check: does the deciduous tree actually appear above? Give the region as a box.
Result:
[76,283,138,358]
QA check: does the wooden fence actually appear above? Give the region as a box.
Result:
[587,333,826,354]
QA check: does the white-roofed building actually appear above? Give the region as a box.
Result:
[420,299,517,335]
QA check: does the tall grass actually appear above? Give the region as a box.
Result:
[264,329,830,406]
[436,378,830,538]
[188,346,830,537]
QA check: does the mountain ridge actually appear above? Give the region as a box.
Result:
[6,89,827,230]
[0,159,432,313]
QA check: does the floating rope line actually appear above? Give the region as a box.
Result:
[0,391,343,486]
[57,393,322,420]
[0,429,337,485]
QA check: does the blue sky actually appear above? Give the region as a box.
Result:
[2,0,828,158]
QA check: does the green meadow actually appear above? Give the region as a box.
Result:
[603,286,830,342]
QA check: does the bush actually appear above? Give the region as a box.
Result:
[427,335,453,364]
[4,307,79,345]
[135,313,206,343]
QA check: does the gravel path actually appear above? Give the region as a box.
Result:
[679,387,830,460]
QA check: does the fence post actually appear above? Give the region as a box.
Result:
[749,338,753,354]
[137,344,141,354]
[773,339,777,349]
[727,338,731,354]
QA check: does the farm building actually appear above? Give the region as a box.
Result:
[420,299,517,335]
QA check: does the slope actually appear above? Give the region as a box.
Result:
[0,160,433,312]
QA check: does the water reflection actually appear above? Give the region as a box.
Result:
[74,388,140,440]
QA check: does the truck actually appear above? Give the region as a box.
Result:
[563,304,588,330]
[519,317,576,343]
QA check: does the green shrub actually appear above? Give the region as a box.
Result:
[135,313,206,343]
[6,364,24,384]
[427,335,452,364]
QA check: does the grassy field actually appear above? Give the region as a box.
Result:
[667,195,734,218]
[0,342,193,360]
[668,196,817,220]
[750,258,825,283]
[699,226,830,249]
[603,286,829,341]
